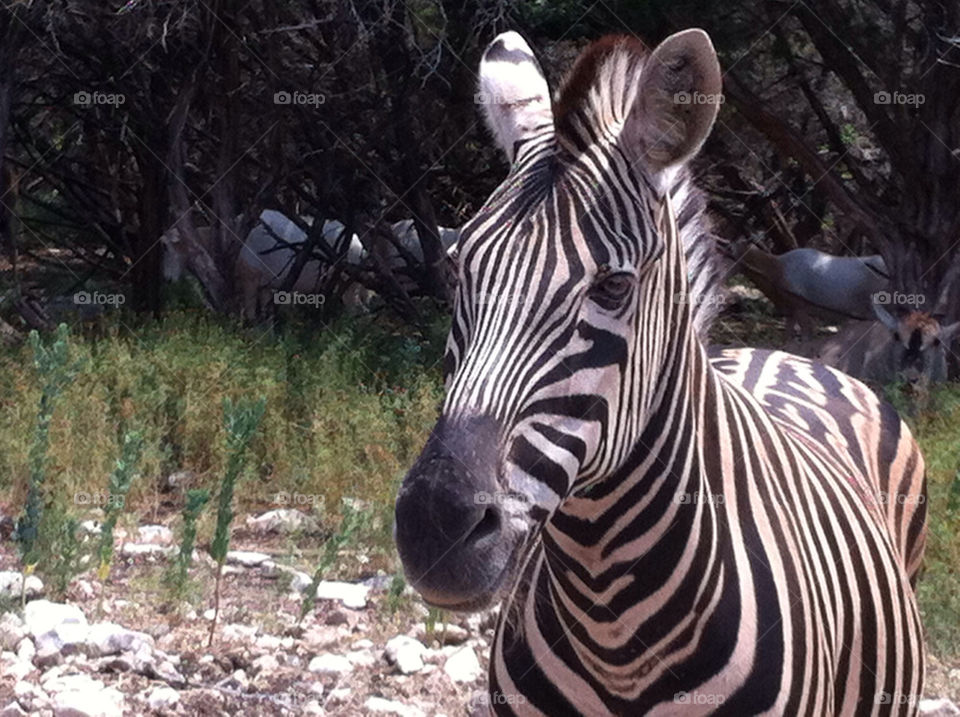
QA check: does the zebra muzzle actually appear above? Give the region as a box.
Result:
[394,414,520,611]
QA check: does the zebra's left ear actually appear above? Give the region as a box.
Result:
[624,29,721,172]
[478,32,554,163]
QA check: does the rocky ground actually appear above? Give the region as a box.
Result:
[0,509,495,716]
[0,508,958,716]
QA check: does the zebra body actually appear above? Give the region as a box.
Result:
[394,29,926,716]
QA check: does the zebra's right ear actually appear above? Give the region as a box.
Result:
[477,32,554,163]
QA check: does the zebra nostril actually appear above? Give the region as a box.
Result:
[465,507,502,546]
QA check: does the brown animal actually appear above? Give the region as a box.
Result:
[810,304,959,409]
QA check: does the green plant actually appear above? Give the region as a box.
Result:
[208,396,266,646]
[166,488,210,604]
[298,498,368,624]
[13,324,82,605]
[97,431,144,581]
[49,516,82,600]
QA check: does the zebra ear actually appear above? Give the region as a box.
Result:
[478,32,554,163]
[625,29,721,172]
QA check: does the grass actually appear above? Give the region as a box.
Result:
[0,307,448,569]
[907,383,960,657]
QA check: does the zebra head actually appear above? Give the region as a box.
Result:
[395,30,722,610]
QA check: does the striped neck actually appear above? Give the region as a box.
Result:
[493,194,732,708]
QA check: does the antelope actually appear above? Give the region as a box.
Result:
[161,210,459,318]
[725,238,889,339]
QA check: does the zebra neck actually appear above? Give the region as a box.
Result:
[519,333,734,694]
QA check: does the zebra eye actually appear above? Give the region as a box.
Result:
[589,272,634,309]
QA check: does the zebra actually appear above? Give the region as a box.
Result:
[394,28,927,716]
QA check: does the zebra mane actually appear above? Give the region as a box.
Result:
[554,35,726,339]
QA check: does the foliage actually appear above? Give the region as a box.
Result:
[13,324,82,587]
[97,431,144,581]
[299,499,369,623]
[166,488,211,604]
[208,395,267,644]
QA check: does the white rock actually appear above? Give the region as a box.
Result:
[328,688,351,703]
[0,612,26,650]
[307,653,353,675]
[221,623,258,642]
[345,649,377,668]
[17,637,36,663]
[412,622,470,645]
[920,699,960,717]
[85,622,154,656]
[0,701,27,717]
[137,525,174,545]
[443,646,483,683]
[228,669,249,689]
[302,701,325,716]
[120,543,175,559]
[252,654,280,674]
[225,550,272,567]
[145,686,180,711]
[313,580,369,609]
[364,696,425,717]
[72,579,97,601]
[254,634,282,652]
[246,509,317,534]
[384,635,426,675]
[14,680,49,711]
[0,571,44,600]
[78,520,101,536]
[51,681,124,717]
[353,638,374,650]
[0,650,33,681]
[287,570,313,593]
